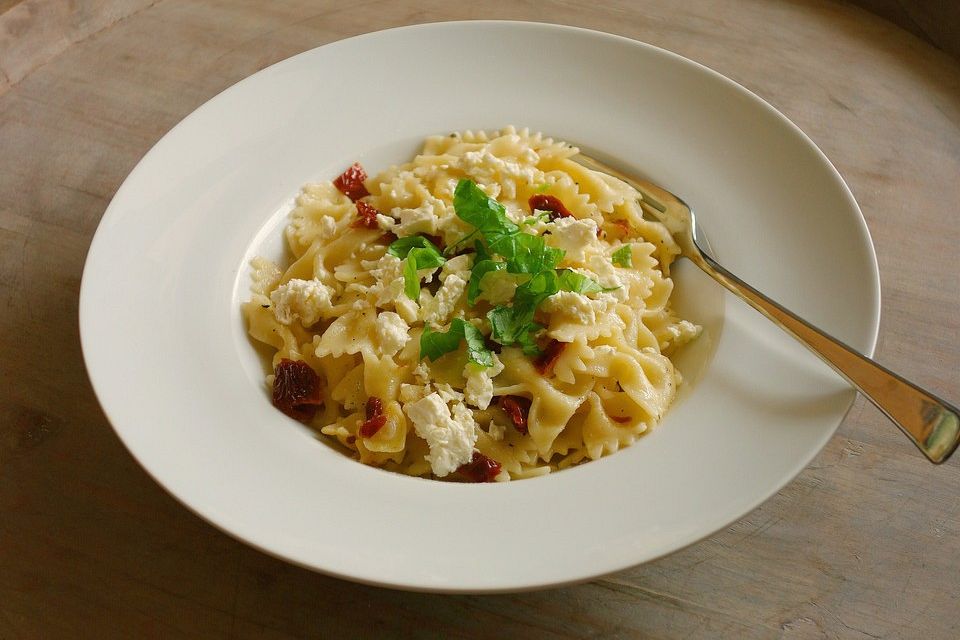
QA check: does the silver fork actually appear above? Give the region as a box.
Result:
[575,153,960,464]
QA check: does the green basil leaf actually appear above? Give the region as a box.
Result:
[388,235,443,259]
[612,244,633,268]
[556,269,617,295]
[454,179,518,237]
[403,256,420,300]
[487,271,558,348]
[461,321,494,367]
[504,233,565,275]
[400,242,447,301]
[408,245,446,270]
[468,259,506,305]
[517,323,544,356]
[420,318,493,367]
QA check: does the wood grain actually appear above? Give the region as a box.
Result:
[1,1,958,638]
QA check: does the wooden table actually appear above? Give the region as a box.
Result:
[2,1,958,637]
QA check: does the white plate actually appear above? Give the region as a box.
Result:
[80,21,879,592]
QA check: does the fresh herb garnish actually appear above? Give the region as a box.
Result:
[556,269,615,295]
[453,179,518,239]
[468,259,506,305]
[420,318,493,367]
[388,235,444,260]
[486,270,560,354]
[390,236,446,300]
[453,179,566,309]
[612,245,633,268]
[522,211,551,226]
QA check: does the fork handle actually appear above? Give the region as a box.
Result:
[695,251,960,463]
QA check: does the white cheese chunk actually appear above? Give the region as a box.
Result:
[545,217,600,263]
[463,353,504,410]
[477,270,517,305]
[423,274,467,326]
[270,278,334,326]
[375,311,409,356]
[541,290,617,325]
[404,393,477,477]
[487,421,506,442]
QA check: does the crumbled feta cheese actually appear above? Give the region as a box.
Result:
[270,278,334,326]
[463,353,504,410]
[375,213,395,231]
[404,393,477,477]
[412,362,431,385]
[319,215,337,238]
[364,254,420,322]
[460,148,540,200]
[423,274,467,326]
[545,217,600,263]
[375,311,409,356]
[661,319,702,351]
[440,254,472,281]
[435,383,464,405]
[395,204,436,236]
[399,383,428,404]
[541,290,617,325]
[477,270,517,305]
[487,421,506,442]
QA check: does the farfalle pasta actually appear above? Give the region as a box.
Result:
[243,127,700,481]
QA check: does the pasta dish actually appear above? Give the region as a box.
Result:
[243,127,700,481]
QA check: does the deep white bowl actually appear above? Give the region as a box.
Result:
[80,21,879,592]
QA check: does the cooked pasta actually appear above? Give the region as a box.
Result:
[243,127,700,481]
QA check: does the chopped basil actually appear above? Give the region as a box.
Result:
[391,236,446,301]
[468,259,506,305]
[486,270,559,354]
[556,269,615,295]
[388,235,444,260]
[612,245,633,268]
[420,318,493,367]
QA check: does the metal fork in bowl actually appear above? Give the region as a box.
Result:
[575,153,960,464]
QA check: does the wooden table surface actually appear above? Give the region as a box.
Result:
[2,1,959,638]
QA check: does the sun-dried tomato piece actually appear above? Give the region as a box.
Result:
[358,396,386,438]
[534,340,566,376]
[610,415,631,424]
[272,359,323,422]
[500,395,531,435]
[529,194,574,220]
[333,162,370,201]
[364,396,383,420]
[351,200,380,229]
[359,414,387,438]
[456,452,502,482]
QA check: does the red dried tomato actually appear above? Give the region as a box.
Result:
[359,396,386,438]
[610,415,631,424]
[351,200,381,229]
[456,452,502,482]
[528,194,574,220]
[500,395,531,435]
[333,162,370,201]
[359,415,387,438]
[272,359,323,422]
[534,340,566,376]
